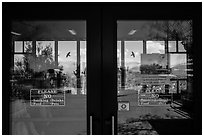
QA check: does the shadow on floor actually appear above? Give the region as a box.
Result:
[149,119,195,135]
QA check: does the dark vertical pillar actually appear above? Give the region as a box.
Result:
[176,41,178,52]
[55,41,61,88]
[87,9,102,134]
[32,40,36,56]
[77,40,81,94]
[11,38,14,71]
[143,40,146,54]
[32,40,36,87]
[121,40,125,90]
[55,41,58,68]
[177,80,179,94]
[165,40,170,94]
[32,40,36,71]
[176,34,179,52]
[22,40,25,53]
[166,22,170,70]
[102,10,117,134]
[165,40,170,69]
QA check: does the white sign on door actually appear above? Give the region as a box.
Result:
[118,101,130,111]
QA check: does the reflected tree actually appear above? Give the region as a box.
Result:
[13,42,56,79]
[143,21,192,52]
[140,63,162,74]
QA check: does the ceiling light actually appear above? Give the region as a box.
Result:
[68,29,77,35]
[11,31,21,36]
[128,29,137,35]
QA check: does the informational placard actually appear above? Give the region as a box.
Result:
[118,101,130,111]
[138,75,172,106]
[140,75,171,85]
[30,89,65,106]
[138,90,171,106]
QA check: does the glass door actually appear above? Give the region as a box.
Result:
[3,3,201,135]
[3,3,102,135]
[101,3,201,135]
[117,20,192,135]
[11,21,87,135]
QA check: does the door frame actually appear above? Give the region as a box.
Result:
[2,2,202,135]
[101,3,202,134]
[2,3,103,135]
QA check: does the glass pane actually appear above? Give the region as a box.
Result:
[170,54,187,78]
[168,41,176,52]
[117,41,122,90]
[13,54,24,73]
[169,81,177,94]
[11,21,86,135]
[24,41,32,53]
[125,41,143,89]
[117,41,121,68]
[36,41,55,58]
[179,80,187,93]
[117,20,193,135]
[147,41,165,54]
[58,41,77,94]
[80,41,87,95]
[178,41,186,52]
[14,41,23,52]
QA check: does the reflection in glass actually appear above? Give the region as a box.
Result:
[117,20,192,135]
[179,80,187,93]
[14,54,24,72]
[80,41,87,94]
[170,54,187,78]
[125,41,143,89]
[15,41,23,52]
[168,41,176,52]
[58,41,77,94]
[10,21,86,135]
[24,41,32,53]
[178,41,186,52]
[147,41,165,54]
[169,81,177,94]
[36,41,55,58]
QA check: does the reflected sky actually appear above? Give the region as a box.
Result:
[117,41,186,70]
[58,41,86,74]
[14,41,23,52]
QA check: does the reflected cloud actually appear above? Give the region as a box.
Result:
[147,41,165,54]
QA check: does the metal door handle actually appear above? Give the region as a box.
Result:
[90,116,92,135]
[112,116,114,135]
